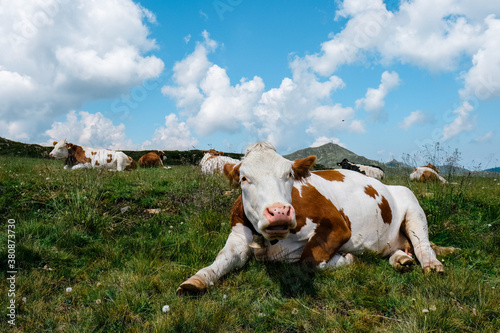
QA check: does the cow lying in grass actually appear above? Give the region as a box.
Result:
[200,149,240,175]
[177,142,451,294]
[49,139,137,171]
[138,151,170,169]
[337,158,385,180]
[410,163,447,184]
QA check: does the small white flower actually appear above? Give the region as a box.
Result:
[422,308,429,314]
[429,305,436,311]
[46,177,50,180]
[223,294,227,299]
[488,224,492,227]
[162,305,170,313]
[96,299,102,304]
[22,297,27,303]
[258,313,266,317]
[66,287,72,293]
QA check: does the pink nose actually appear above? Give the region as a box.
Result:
[264,203,294,225]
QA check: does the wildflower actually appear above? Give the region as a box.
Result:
[96,299,102,304]
[46,177,50,180]
[292,308,299,315]
[66,287,72,293]
[162,305,170,313]
[488,224,492,227]
[223,294,227,299]
[258,313,266,317]
[22,297,27,303]
[429,305,436,311]
[422,309,429,314]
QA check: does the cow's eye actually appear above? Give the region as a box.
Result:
[288,171,293,178]
[241,176,249,183]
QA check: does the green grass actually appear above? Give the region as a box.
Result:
[1,156,499,332]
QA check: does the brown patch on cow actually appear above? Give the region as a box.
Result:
[313,170,345,182]
[364,185,379,199]
[91,151,97,156]
[223,163,241,187]
[420,170,438,182]
[230,196,257,234]
[203,149,224,156]
[95,161,100,166]
[292,155,316,181]
[107,154,113,163]
[290,184,351,266]
[65,144,91,167]
[378,196,392,224]
[125,157,137,170]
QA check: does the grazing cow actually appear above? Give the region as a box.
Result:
[139,151,169,169]
[49,139,137,171]
[200,149,240,175]
[177,142,447,294]
[410,163,447,184]
[337,158,385,180]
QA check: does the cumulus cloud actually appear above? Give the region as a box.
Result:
[355,71,400,120]
[399,110,431,130]
[142,114,199,150]
[0,0,163,142]
[311,136,346,148]
[441,101,476,141]
[300,0,500,101]
[45,111,135,150]
[473,131,493,143]
[161,32,353,151]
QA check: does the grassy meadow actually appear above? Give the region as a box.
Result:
[1,156,499,332]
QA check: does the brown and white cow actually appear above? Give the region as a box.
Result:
[200,149,240,175]
[49,139,137,171]
[138,151,169,169]
[410,163,447,184]
[178,142,447,294]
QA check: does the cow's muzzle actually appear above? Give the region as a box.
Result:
[263,203,295,238]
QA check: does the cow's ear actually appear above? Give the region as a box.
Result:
[292,155,316,181]
[53,141,58,146]
[223,163,241,187]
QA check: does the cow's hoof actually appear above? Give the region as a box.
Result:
[176,276,208,295]
[423,262,444,274]
[394,256,415,272]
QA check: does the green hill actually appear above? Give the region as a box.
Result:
[284,142,385,169]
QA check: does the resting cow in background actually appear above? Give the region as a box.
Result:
[337,158,385,180]
[49,139,137,171]
[200,149,240,175]
[138,151,169,169]
[410,163,447,184]
[177,142,450,294]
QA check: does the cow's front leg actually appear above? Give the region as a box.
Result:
[177,224,253,294]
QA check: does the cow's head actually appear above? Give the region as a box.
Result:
[337,158,350,167]
[224,142,316,241]
[49,139,69,160]
[426,163,439,173]
[157,150,166,160]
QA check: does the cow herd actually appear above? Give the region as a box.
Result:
[48,138,454,294]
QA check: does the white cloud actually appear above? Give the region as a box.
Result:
[0,0,163,142]
[441,101,476,141]
[45,111,135,150]
[399,110,430,130]
[307,104,365,136]
[311,136,346,148]
[473,131,493,143]
[161,33,353,151]
[355,71,400,120]
[459,15,500,100]
[143,114,199,150]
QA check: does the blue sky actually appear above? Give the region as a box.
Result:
[1,0,499,169]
